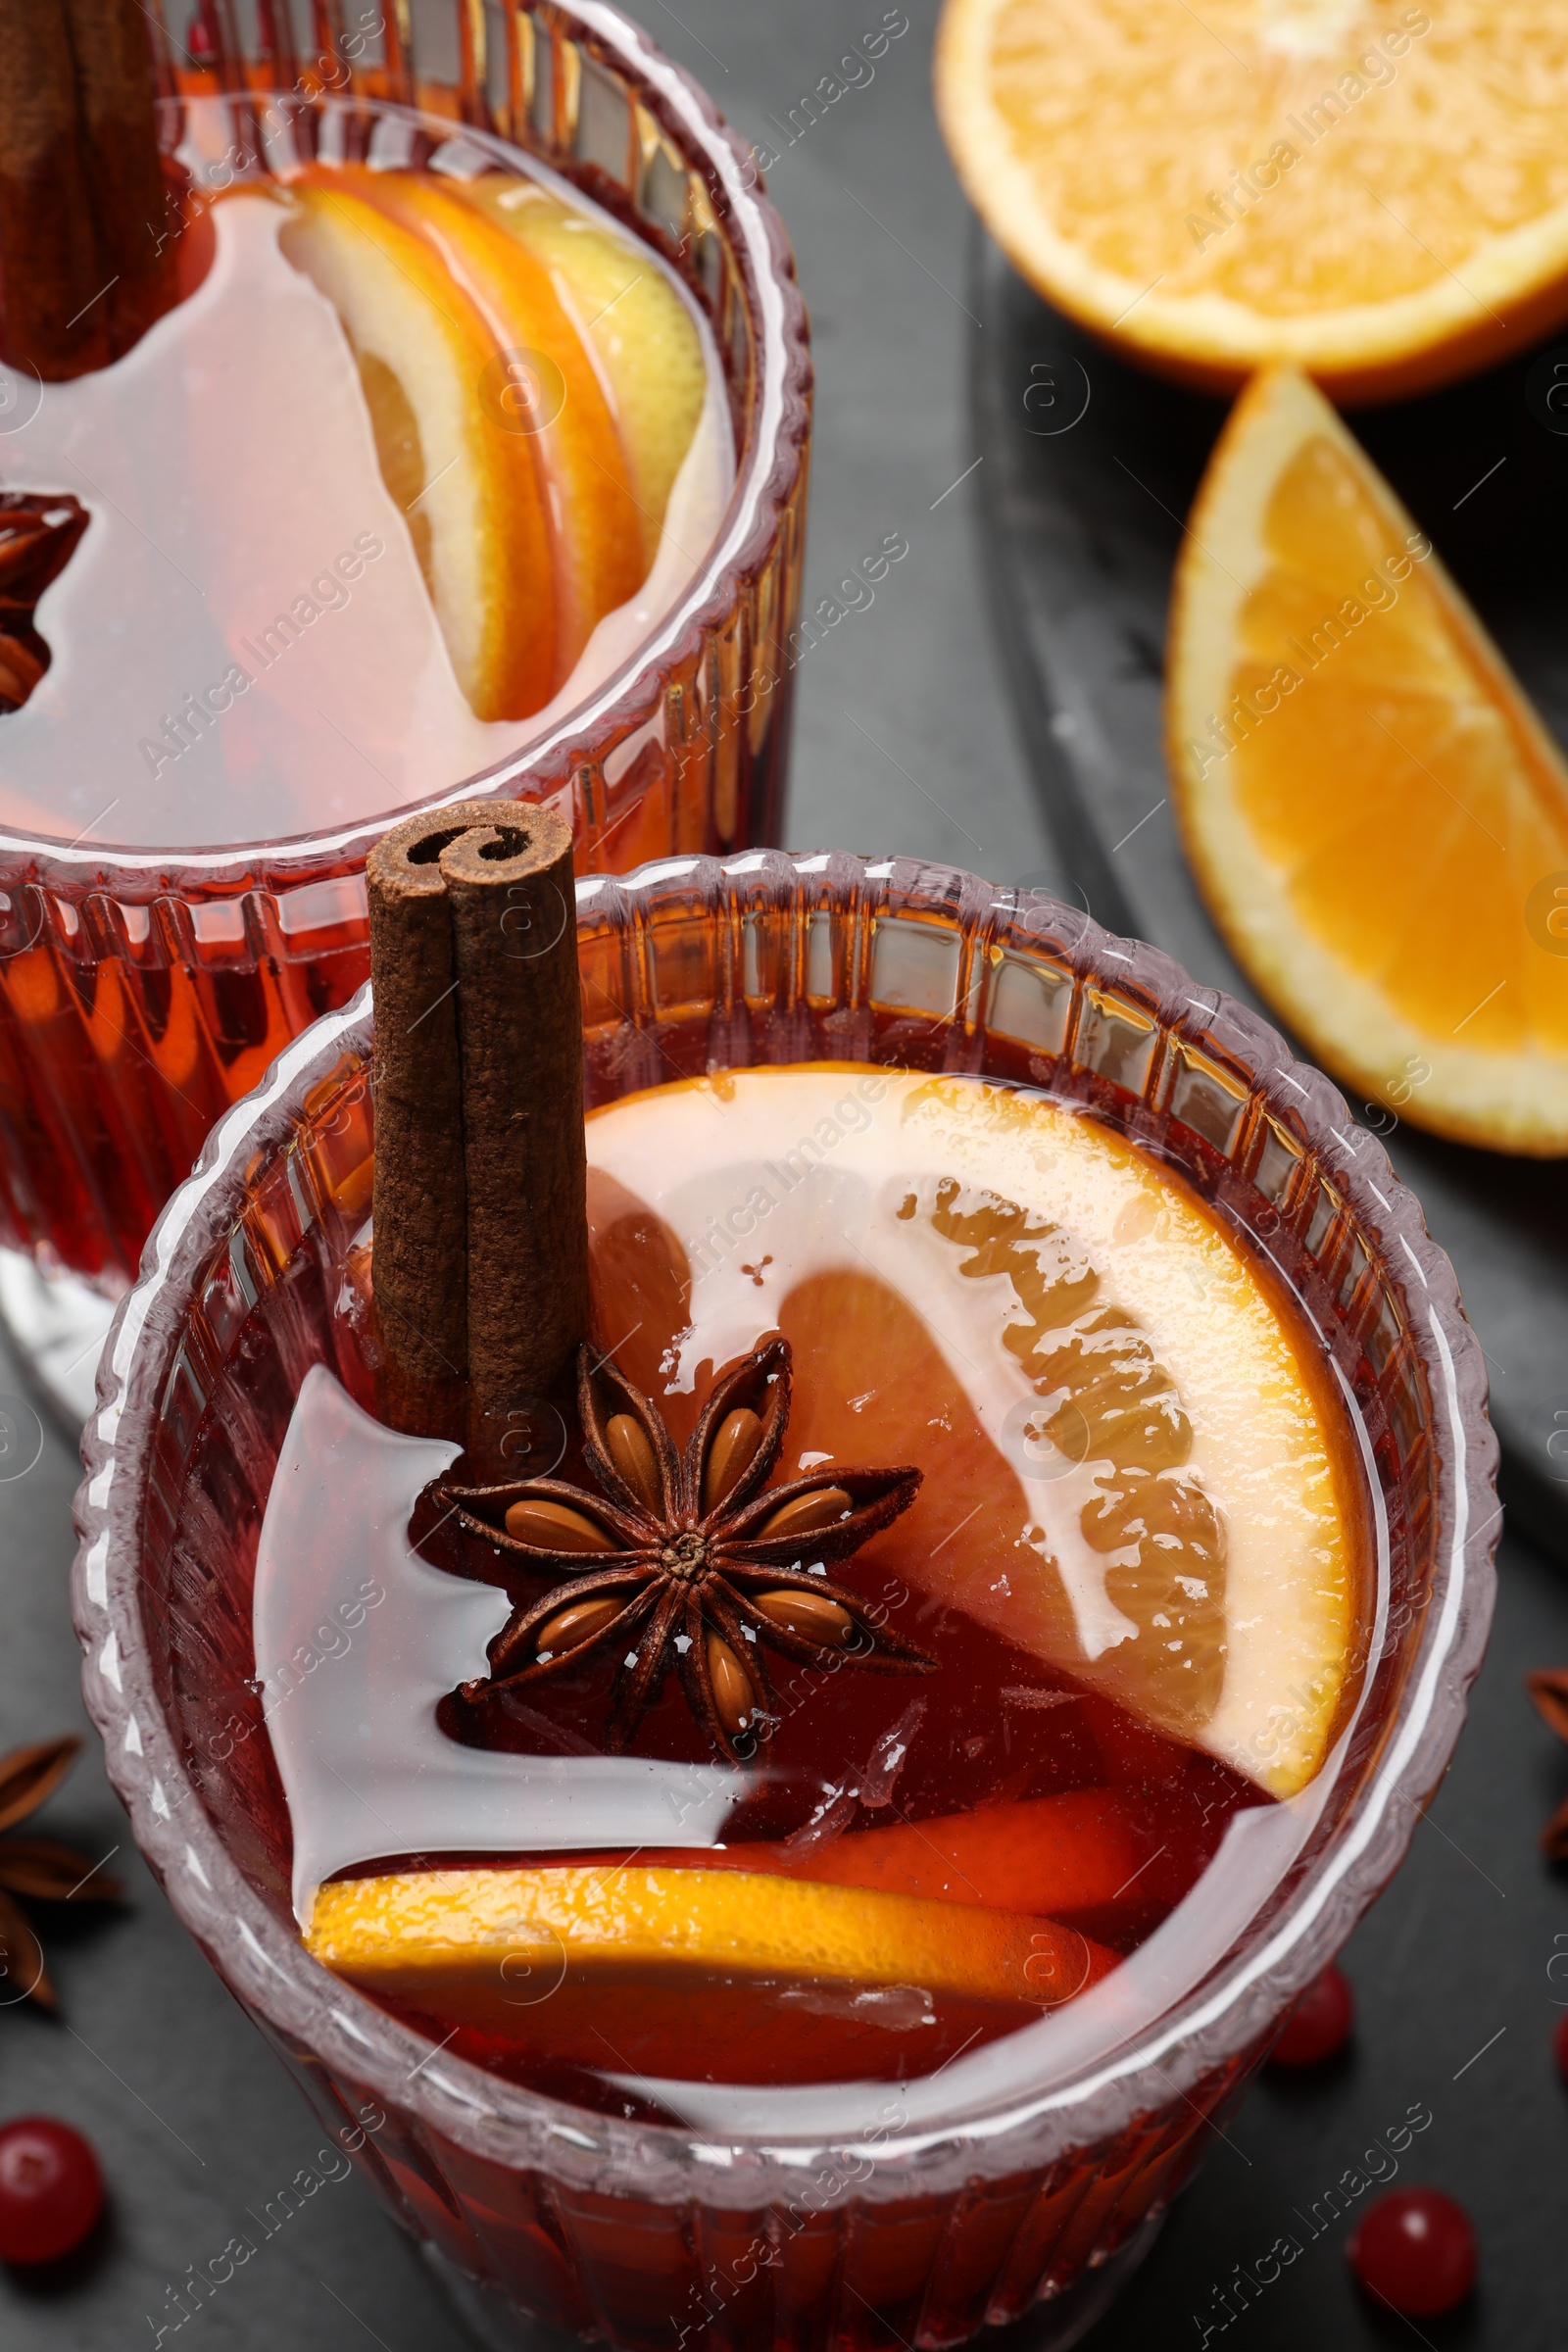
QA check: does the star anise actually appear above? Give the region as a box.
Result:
[0,1735,122,2010]
[433,1337,936,1760]
[0,494,89,714]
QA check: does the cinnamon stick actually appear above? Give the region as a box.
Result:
[442,807,589,1474]
[367,802,589,1471]
[63,0,178,357]
[366,808,471,1441]
[0,0,108,377]
[0,0,175,379]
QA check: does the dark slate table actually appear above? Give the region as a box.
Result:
[1,3,1558,2346]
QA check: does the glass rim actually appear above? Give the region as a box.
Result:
[2,2,809,888]
[72,850,1498,2202]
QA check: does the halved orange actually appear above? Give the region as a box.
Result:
[1168,367,1568,1154]
[308,1865,1113,2041]
[935,0,1568,402]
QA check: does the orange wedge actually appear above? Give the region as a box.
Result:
[934,0,1568,402]
[1168,367,1568,1154]
[583,1069,1368,1798]
[279,181,556,719]
[638,1788,1207,1933]
[308,1866,1113,2041]
[466,177,709,570]
[347,172,643,681]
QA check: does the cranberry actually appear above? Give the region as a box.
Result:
[0,2118,104,2265]
[1348,2187,1476,2318]
[1553,2009,1568,2082]
[1269,1964,1354,2066]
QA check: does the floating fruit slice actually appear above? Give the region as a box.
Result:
[641,1785,1213,1935]
[934,0,1568,401]
[584,1067,1368,1797]
[780,1259,1356,1799]
[466,179,710,568]
[350,170,643,682]
[1168,367,1568,1154]
[279,181,555,719]
[307,1865,1113,2040]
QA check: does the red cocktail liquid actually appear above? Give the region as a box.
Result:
[295,1066,1368,2105]
[0,26,808,1290]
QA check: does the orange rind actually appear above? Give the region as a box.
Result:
[307,1864,1114,2035]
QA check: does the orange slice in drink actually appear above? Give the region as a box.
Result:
[308,1866,1112,2046]
[934,0,1568,401]
[583,1069,1368,1798]
[279,182,555,719]
[465,178,710,570]
[640,1786,1209,1937]
[347,172,643,680]
[1169,366,1568,1154]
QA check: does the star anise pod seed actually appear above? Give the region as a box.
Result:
[433,1337,936,1761]
[0,1735,122,2010]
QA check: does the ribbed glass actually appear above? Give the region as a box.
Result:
[0,0,810,1288]
[73,853,1497,2350]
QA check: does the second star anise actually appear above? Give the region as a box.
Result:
[0,1734,122,2010]
[433,1337,936,1760]
[0,494,89,714]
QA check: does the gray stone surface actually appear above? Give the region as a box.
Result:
[678,0,1064,890]
[0,4,1552,2348]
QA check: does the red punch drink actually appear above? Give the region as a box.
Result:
[277,1065,1371,2105]
[0,6,808,1291]
[75,855,1495,2349]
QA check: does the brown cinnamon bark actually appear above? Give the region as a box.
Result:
[63,0,178,357]
[0,0,108,377]
[366,808,472,1442]
[440,806,588,1474]
[0,0,175,379]
[367,802,589,1468]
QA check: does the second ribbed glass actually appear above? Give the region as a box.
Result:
[74,851,1496,2349]
[0,0,810,1289]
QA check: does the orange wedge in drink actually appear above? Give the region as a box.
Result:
[349,171,643,680]
[1168,367,1568,1154]
[582,1070,1367,1798]
[466,177,709,569]
[935,0,1568,401]
[637,1786,1209,1936]
[308,1866,1113,2069]
[279,181,556,720]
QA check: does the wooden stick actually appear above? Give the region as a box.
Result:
[440,806,588,1476]
[367,801,589,1467]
